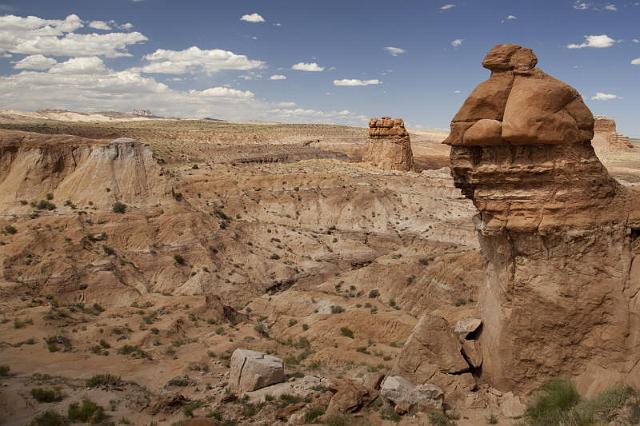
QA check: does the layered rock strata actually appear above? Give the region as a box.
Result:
[444,44,640,395]
[364,117,414,171]
[593,116,633,151]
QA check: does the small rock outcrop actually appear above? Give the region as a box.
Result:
[592,116,633,152]
[229,349,285,393]
[444,44,640,395]
[380,376,443,414]
[364,117,414,171]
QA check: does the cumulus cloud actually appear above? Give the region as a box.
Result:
[591,92,620,100]
[88,20,111,30]
[604,4,618,10]
[451,39,464,47]
[333,79,381,86]
[440,4,456,10]
[567,34,615,48]
[192,87,255,99]
[291,62,325,72]
[573,1,591,9]
[240,13,265,23]
[142,46,264,74]
[49,57,107,74]
[13,54,57,70]
[269,74,287,80]
[384,46,406,56]
[574,1,619,11]
[0,14,148,57]
[632,58,640,64]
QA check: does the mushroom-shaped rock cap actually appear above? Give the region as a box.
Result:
[482,44,537,72]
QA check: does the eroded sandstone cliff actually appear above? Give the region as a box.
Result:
[364,117,414,171]
[444,44,640,395]
[593,116,634,152]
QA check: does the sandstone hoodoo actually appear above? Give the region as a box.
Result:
[592,115,634,152]
[445,44,640,395]
[364,117,414,171]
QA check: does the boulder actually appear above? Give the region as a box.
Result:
[229,349,285,393]
[454,318,482,339]
[380,376,443,414]
[325,380,372,415]
[500,392,526,418]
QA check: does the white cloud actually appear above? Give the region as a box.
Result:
[451,39,464,47]
[13,54,57,70]
[440,4,456,10]
[454,90,461,94]
[192,87,255,99]
[384,46,406,56]
[632,58,640,64]
[567,34,615,48]
[142,46,264,74]
[573,1,591,9]
[291,62,325,72]
[240,13,265,23]
[119,23,134,31]
[333,79,381,86]
[0,14,147,57]
[633,39,640,43]
[505,15,518,20]
[591,92,620,100]
[269,74,287,80]
[604,4,618,10]
[88,20,111,30]
[49,57,107,74]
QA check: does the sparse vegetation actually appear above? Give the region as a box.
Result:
[4,224,17,234]
[112,202,127,214]
[330,305,345,314]
[87,373,122,388]
[45,335,72,352]
[67,398,106,424]
[0,365,9,376]
[31,387,64,403]
[174,254,186,265]
[340,327,354,338]
[30,411,68,426]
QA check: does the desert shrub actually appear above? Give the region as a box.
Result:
[288,319,298,327]
[381,406,401,422]
[0,365,9,376]
[31,387,64,403]
[569,386,635,425]
[174,254,186,265]
[324,415,350,426]
[14,318,33,328]
[36,200,56,210]
[302,323,309,331]
[87,373,122,388]
[304,407,325,423]
[214,208,231,221]
[486,414,498,424]
[46,193,54,200]
[254,322,270,337]
[45,335,72,352]
[241,401,265,417]
[368,289,380,298]
[428,412,456,425]
[112,202,127,214]
[525,378,581,425]
[340,327,354,338]
[67,398,105,424]
[183,400,204,417]
[278,393,303,406]
[330,305,344,314]
[30,411,68,426]
[4,224,17,235]
[103,245,116,256]
[117,345,150,359]
[454,298,467,306]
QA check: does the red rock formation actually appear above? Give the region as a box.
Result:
[364,117,414,171]
[444,44,640,395]
[593,116,634,151]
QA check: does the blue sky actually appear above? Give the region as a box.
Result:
[0,0,638,135]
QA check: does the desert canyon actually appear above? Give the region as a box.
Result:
[1,44,640,426]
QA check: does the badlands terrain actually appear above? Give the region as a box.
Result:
[2,46,640,425]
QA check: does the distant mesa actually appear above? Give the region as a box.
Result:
[592,116,633,152]
[364,117,414,171]
[132,109,155,117]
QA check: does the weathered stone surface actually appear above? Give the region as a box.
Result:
[452,72,514,123]
[461,340,482,368]
[446,44,640,396]
[592,116,634,152]
[229,349,285,393]
[482,44,537,72]
[325,380,371,415]
[463,119,503,146]
[379,376,443,414]
[454,317,482,338]
[500,392,526,418]
[364,117,414,171]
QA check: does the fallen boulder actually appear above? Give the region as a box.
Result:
[229,349,285,393]
[380,375,443,414]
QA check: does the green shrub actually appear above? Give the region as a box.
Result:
[30,410,68,426]
[117,345,150,359]
[31,387,64,403]
[174,254,186,265]
[45,335,72,352]
[87,373,122,388]
[36,200,56,210]
[103,245,116,256]
[340,327,354,338]
[4,224,17,235]
[487,414,498,424]
[67,398,105,424]
[324,415,350,426]
[112,202,127,214]
[330,305,344,314]
[428,412,456,426]
[525,378,581,425]
[304,406,325,423]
